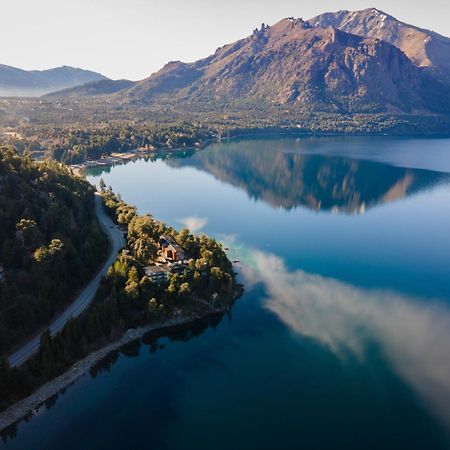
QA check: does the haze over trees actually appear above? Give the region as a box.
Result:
[0,64,108,97]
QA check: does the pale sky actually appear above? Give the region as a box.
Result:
[3,0,450,80]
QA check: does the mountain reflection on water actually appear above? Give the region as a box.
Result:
[167,139,449,213]
[5,137,450,450]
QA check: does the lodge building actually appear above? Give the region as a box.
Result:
[159,235,185,262]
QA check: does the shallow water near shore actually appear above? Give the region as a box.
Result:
[3,136,450,450]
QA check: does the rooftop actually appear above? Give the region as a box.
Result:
[145,265,170,274]
[160,235,184,252]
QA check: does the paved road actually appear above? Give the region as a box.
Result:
[8,193,126,367]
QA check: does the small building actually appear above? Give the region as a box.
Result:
[159,235,185,262]
[168,261,187,274]
[144,265,170,283]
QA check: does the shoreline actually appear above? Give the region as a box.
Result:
[68,132,345,175]
[69,129,450,176]
[70,143,212,176]
[0,303,234,432]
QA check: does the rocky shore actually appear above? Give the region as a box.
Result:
[0,303,234,432]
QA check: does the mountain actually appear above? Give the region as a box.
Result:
[117,18,450,114]
[309,8,450,82]
[0,64,109,97]
[45,79,135,98]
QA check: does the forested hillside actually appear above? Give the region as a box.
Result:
[0,186,240,415]
[0,147,108,355]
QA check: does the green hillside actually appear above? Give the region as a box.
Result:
[0,147,108,355]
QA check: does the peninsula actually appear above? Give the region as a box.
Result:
[0,149,241,431]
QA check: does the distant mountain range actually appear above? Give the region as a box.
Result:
[14,8,450,116]
[45,79,134,98]
[0,64,109,97]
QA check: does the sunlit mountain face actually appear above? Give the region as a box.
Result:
[166,138,450,213]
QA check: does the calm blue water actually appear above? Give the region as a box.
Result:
[3,136,450,450]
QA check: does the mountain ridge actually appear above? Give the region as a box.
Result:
[309,8,450,81]
[0,64,109,97]
[45,79,135,98]
[6,10,450,117]
[115,17,450,114]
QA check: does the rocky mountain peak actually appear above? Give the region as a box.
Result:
[117,15,450,114]
[310,8,450,80]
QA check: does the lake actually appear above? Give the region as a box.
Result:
[3,136,450,450]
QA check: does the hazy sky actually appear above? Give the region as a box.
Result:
[3,0,450,80]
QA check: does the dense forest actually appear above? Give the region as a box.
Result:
[2,97,450,165]
[0,147,108,355]
[101,186,238,313]
[39,123,217,164]
[0,184,240,414]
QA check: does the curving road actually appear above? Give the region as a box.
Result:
[8,193,125,368]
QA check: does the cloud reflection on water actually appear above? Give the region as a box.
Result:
[243,250,450,427]
[177,216,208,233]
